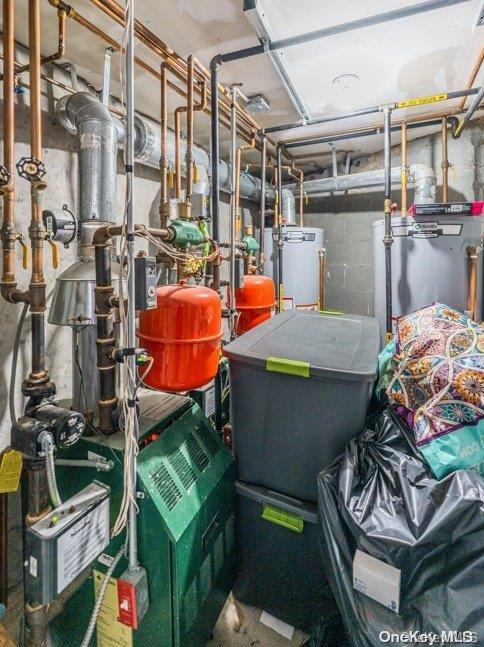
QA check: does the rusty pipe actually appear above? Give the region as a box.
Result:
[401,122,408,214]
[235,132,257,224]
[441,117,449,202]
[467,245,479,321]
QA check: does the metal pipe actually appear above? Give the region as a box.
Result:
[229,85,238,339]
[1,0,22,304]
[382,105,393,342]
[0,492,6,611]
[159,61,169,226]
[216,1,473,66]
[235,134,257,219]
[401,122,408,214]
[441,117,449,201]
[452,86,484,138]
[6,7,67,77]
[102,46,115,106]
[174,107,183,199]
[318,248,326,311]
[65,92,119,224]
[210,60,221,291]
[276,145,283,311]
[125,0,139,573]
[186,55,194,203]
[459,48,483,109]
[467,245,478,321]
[286,163,436,203]
[259,131,267,271]
[283,102,480,149]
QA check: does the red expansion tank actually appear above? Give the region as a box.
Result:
[137,282,222,391]
[235,275,276,335]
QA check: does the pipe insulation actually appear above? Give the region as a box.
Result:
[285,163,436,204]
[56,93,296,222]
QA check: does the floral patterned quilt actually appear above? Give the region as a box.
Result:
[385,303,484,478]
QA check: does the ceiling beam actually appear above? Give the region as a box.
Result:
[244,0,311,121]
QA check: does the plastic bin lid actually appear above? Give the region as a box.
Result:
[223,310,380,383]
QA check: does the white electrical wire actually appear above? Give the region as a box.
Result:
[80,546,124,647]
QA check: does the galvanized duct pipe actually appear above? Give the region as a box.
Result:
[286,163,436,205]
[56,92,296,221]
[63,92,119,224]
[133,113,295,219]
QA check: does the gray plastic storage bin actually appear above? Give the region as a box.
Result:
[234,481,339,634]
[224,310,379,502]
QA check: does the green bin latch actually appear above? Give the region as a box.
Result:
[262,504,304,533]
[266,356,310,378]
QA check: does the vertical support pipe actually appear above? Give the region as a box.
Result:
[125,0,139,572]
[159,61,169,226]
[318,248,326,311]
[441,117,449,202]
[467,245,478,321]
[401,122,407,215]
[185,55,194,205]
[382,105,393,342]
[210,58,221,291]
[228,85,238,340]
[259,130,266,273]
[276,144,283,312]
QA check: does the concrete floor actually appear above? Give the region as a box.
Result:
[1,588,308,646]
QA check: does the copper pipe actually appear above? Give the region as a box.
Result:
[401,122,407,215]
[1,0,21,303]
[235,132,257,227]
[441,117,449,202]
[186,56,194,203]
[318,248,326,311]
[10,8,66,76]
[174,75,208,201]
[160,61,168,207]
[467,246,479,321]
[459,48,483,109]
[85,0,279,149]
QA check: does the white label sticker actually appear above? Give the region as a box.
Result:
[98,552,115,567]
[204,386,216,418]
[56,498,109,594]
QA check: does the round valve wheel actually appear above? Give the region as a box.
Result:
[16,156,46,182]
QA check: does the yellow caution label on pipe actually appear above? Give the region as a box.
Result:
[0,450,22,494]
[396,93,448,109]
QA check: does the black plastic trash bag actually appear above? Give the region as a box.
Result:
[318,406,484,647]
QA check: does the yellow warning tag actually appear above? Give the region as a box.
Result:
[396,93,448,109]
[386,332,394,344]
[0,450,22,494]
[93,570,133,647]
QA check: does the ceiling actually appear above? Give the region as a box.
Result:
[4,0,484,166]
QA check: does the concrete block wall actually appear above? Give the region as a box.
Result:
[305,121,483,316]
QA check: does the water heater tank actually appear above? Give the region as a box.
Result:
[263,226,324,308]
[373,215,484,343]
[137,283,222,391]
[234,274,276,335]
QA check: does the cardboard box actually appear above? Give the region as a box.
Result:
[353,549,401,612]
